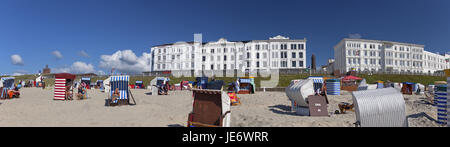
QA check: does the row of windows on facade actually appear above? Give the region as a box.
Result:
[156,52,304,61]
[155,60,305,70]
[346,43,423,52]
[155,43,305,54]
[347,67,424,73]
[347,50,424,60]
[425,55,447,63]
[347,58,424,67]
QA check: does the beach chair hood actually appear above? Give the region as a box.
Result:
[285,79,315,107]
[358,79,368,91]
[1,77,15,89]
[353,88,407,127]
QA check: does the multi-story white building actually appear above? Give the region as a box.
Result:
[151,35,307,74]
[423,51,450,74]
[334,38,449,74]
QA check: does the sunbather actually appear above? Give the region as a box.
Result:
[8,85,20,98]
[76,84,87,100]
[112,88,120,102]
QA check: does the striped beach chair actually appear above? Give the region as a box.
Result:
[108,75,133,106]
[435,85,447,125]
[54,73,76,100]
[446,70,450,127]
[1,77,15,98]
[308,76,324,92]
[353,88,408,127]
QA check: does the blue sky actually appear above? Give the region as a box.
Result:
[1,0,449,75]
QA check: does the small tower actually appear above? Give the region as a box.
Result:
[43,65,51,74]
[311,54,317,72]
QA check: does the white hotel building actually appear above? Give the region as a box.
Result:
[151,35,307,74]
[334,38,449,74]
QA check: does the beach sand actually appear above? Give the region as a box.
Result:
[0,87,443,127]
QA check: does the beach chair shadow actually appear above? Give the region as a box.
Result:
[167,124,185,127]
[268,105,302,116]
[407,112,439,123]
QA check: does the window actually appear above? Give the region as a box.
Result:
[299,52,303,58]
[224,55,227,61]
[291,44,297,49]
[202,56,206,62]
[247,52,250,58]
[256,53,260,59]
[211,49,215,54]
[281,52,288,58]
[210,56,214,61]
[299,61,304,67]
[292,52,296,58]
[299,44,304,50]
[281,61,287,67]
[256,62,260,68]
[263,53,267,59]
[292,61,296,67]
[211,64,214,70]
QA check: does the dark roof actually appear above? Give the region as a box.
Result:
[54,73,76,79]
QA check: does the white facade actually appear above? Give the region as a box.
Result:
[423,51,450,74]
[151,35,307,72]
[334,38,449,74]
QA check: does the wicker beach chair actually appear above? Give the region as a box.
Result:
[107,75,136,106]
[187,89,231,127]
[54,73,76,101]
[353,88,407,127]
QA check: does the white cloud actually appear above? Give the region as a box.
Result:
[12,69,28,76]
[97,70,106,75]
[52,50,63,59]
[99,50,152,74]
[11,54,24,65]
[53,61,96,74]
[79,50,90,58]
[348,33,362,39]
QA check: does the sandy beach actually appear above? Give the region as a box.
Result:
[0,87,444,127]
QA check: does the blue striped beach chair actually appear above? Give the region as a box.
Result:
[308,76,324,92]
[1,77,15,99]
[109,75,130,106]
[435,85,447,125]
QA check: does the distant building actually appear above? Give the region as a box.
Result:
[320,58,335,73]
[150,35,307,74]
[333,38,449,74]
[43,65,51,74]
